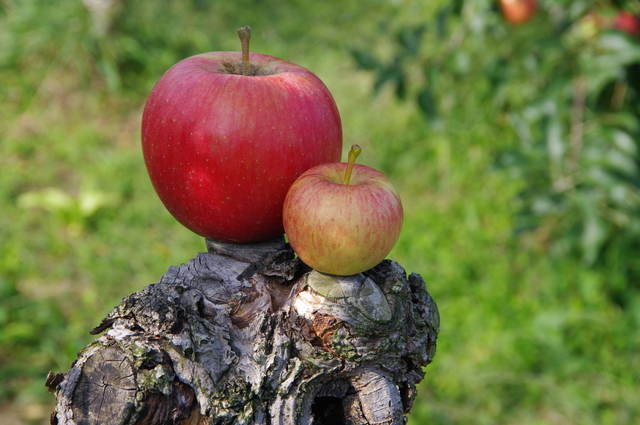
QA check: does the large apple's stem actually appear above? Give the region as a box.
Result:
[343,145,362,185]
[238,26,251,76]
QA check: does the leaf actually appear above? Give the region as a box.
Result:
[599,112,640,133]
[546,117,564,164]
[373,70,393,94]
[581,33,640,96]
[396,24,426,56]
[349,47,380,71]
[598,33,640,61]
[577,192,609,266]
[17,188,73,213]
[417,87,438,120]
[585,166,617,187]
[395,74,407,100]
[451,50,471,75]
[16,186,119,223]
[78,189,119,217]
[508,113,534,149]
[531,195,560,216]
[612,130,637,157]
[436,6,450,39]
[604,149,638,177]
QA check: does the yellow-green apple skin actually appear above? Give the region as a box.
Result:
[283,162,403,276]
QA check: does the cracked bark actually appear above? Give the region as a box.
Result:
[48,237,439,425]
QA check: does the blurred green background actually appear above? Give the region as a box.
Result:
[1,0,639,423]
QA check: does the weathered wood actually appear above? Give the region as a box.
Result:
[49,237,439,424]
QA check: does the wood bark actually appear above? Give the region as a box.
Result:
[47,237,439,425]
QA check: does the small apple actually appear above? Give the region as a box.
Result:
[613,11,640,37]
[283,145,403,276]
[142,27,343,243]
[499,0,537,25]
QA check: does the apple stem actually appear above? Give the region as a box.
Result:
[238,26,251,76]
[343,145,362,185]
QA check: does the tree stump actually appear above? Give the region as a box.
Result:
[47,237,439,425]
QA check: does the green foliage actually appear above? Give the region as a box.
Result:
[1,1,639,424]
[350,0,640,299]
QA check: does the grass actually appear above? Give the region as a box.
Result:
[1,1,639,424]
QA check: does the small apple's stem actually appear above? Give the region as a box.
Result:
[238,26,251,76]
[343,145,362,185]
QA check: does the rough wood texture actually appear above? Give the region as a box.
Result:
[48,238,439,425]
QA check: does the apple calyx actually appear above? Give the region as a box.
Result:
[343,144,362,185]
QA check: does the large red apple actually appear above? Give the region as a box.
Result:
[142,27,342,243]
[283,146,403,276]
[499,0,537,25]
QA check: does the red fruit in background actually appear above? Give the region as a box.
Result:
[141,27,343,243]
[499,0,537,25]
[613,11,640,37]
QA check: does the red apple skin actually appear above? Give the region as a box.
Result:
[499,0,537,25]
[283,162,403,276]
[142,52,343,243]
